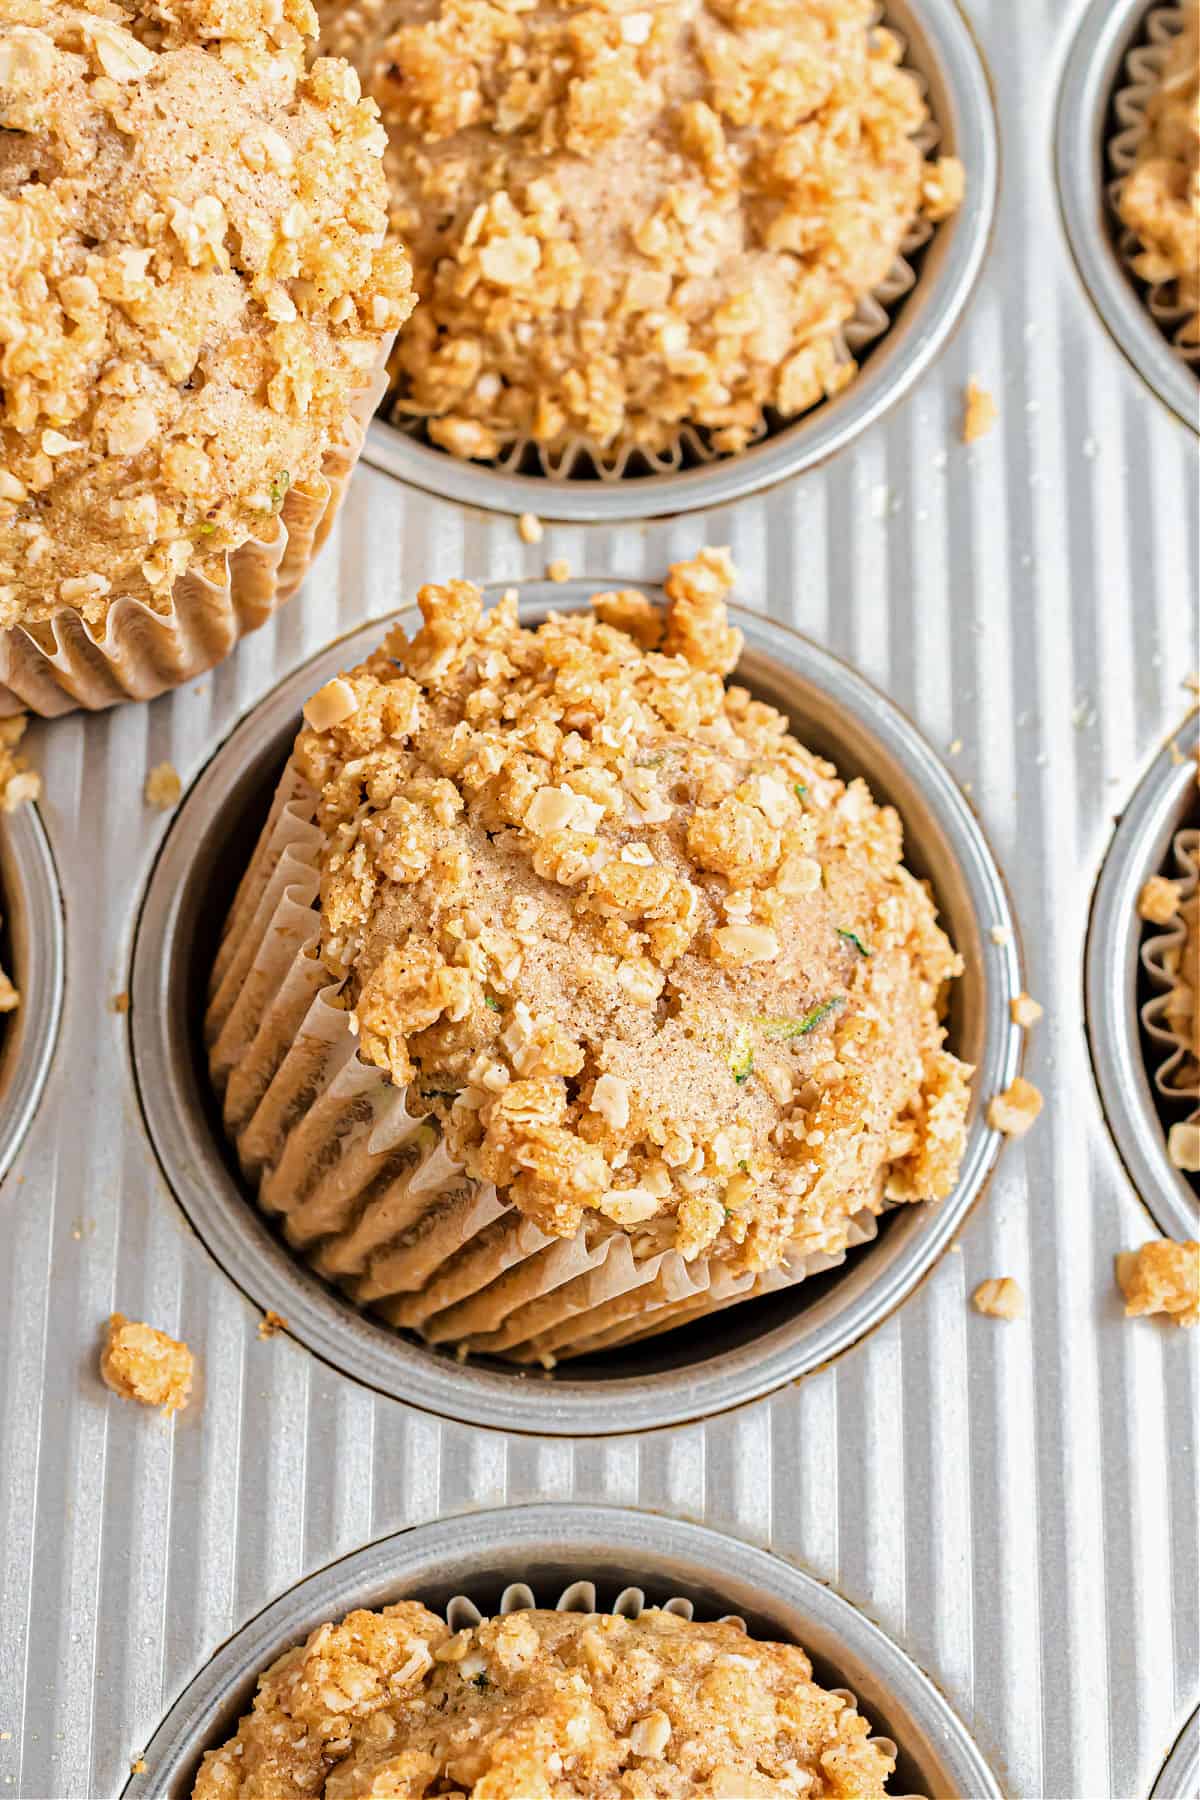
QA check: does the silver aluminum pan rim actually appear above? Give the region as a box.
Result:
[123,1502,1003,1800]
[1056,0,1200,433]
[129,585,1023,1436]
[361,0,999,521]
[1152,1708,1200,1800]
[0,801,64,1188]
[1085,710,1200,1244]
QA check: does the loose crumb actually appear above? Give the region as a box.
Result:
[100,1313,194,1415]
[257,1309,289,1339]
[1168,1121,1200,1171]
[546,558,571,584]
[987,1076,1043,1137]
[972,1276,1025,1320]
[130,1759,147,1775]
[947,738,963,756]
[961,378,998,444]
[144,763,182,810]
[1138,874,1182,925]
[110,991,130,1015]
[1116,1240,1199,1327]
[517,512,544,546]
[989,924,1011,946]
[0,716,40,813]
[1010,992,1043,1028]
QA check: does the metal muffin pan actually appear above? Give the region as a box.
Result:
[1152,1707,1200,1800]
[130,584,1022,1437]
[1085,711,1199,1244]
[1057,0,1199,432]
[362,0,999,520]
[125,1503,1002,1799]
[0,800,64,1186]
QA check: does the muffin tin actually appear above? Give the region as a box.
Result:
[1057,0,1199,429]
[1086,713,1200,1243]
[1152,1708,1200,1800]
[2,4,1199,1798]
[130,585,1021,1434]
[124,1505,1002,1799]
[0,803,63,1184]
[362,0,999,519]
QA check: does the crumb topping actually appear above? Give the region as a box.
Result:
[960,376,996,445]
[0,0,414,629]
[1138,872,1182,925]
[972,1275,1024,1320]
[318,0,963,460]
[0,713,39,810]
[986,1076,1042,1138]
[100,1311,195,1413]
[293,551,971,1278]
[1118,1,1200,346]
[1116,1239,1199,1328]
[145,759,182,808]
[193,1602,897,1798]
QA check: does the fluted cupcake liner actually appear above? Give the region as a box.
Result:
[1107,5,1200,369]
[0,350,391,719]
[205,760,880,1363]
[1141,824,1200,1172]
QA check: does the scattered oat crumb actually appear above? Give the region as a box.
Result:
[111,991,130,1015]
[1138,874,1182,924]
[0,715,41,813]
[1168,1121,1200,1171]
[144,762,182,810]
[1010,992,1043,1028]
[948,738,963,756]
[257,1309,288,1340]
[517,512,544,545]
[987,1076,1043,1137]
[130,1759,147,1775]
[989,924,1011,946]
[1116,1240,1198,1327]
[546,558,571,583]
[961,378,997,444]
[972,1276,1025,1320]
[101,1313,194,1416]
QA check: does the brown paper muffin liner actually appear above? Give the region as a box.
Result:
[384,56,944,482]
[0,351,391,720]
[1141,824,1200,1172]
[1107,4,1200,370]
[205,759,880,1363]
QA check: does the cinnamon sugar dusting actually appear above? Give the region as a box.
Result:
[319,0,964,461]
[194,1602,897,1798]
[294,551,971,1282]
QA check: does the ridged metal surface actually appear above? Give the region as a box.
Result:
[1,0,1198,1796]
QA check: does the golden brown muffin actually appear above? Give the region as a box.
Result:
[194,1600,898,1797]
[318,0,964,462]
[213,551,972,1359]
[1117,0,1200,344]
[0,0,413,633]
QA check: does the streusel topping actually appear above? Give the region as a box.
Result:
[318,0,964,461]
[1117,0,1200,345]
[194,1602,897,1798]
[294,553,970,1278]
[1117,1239,1199,1328]
[0,0,413,628]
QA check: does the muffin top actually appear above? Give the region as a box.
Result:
[318,0,963,461]
[294,553,970,1279]
[0,0,414,629]
[1117,0,1200,340]
[193,1600,897,1798]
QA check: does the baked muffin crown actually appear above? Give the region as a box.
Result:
[0,0,413,629]
[294,553,970,1278]
[194,1600,897,1798]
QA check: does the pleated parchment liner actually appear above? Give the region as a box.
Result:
[205,762,878,1365]
[1141,824,1200,1175]
[1107,4,1200,371]
[383,57,942,483]
[0,351,391,720]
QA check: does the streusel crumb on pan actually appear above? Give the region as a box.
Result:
[290,552,970,1295]
[0,0,413,632]
[1116,1240,1199,1327]
[194,1602,897,1797]
[100,1312,195,1414]
[319,0,964,461]
[1117,0,1200,345]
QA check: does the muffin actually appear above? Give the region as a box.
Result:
[318,0,964,469]
[0,0,414,715]
[1113,0,1200,352]
[194,1597,898,1796]
[206,553,971,1361]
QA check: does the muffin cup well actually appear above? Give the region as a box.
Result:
[0,801,64,1184]
[1107,5,1200,369]
[124,1505,999,1799]
[0,351,391,719]
[1140,824,1199,1169]
[205,764,878,1364]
